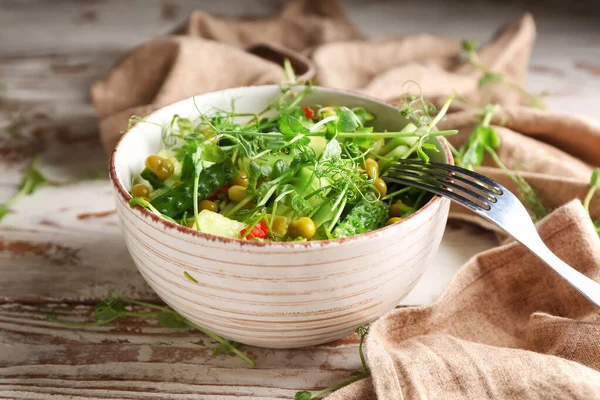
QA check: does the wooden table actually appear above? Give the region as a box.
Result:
[1,1,599,398]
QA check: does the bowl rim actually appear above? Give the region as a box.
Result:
[109,84,454,249]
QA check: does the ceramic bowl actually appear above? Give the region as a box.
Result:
[109,85,452,349]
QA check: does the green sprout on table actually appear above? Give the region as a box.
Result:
[0,154,53,222]
[584,168,600,236]
[46,294,255,367]
[461,39,545,109]
[294,325,371,400]
[0,152,108,223]
[452,103,548,222]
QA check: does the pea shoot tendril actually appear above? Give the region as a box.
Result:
[46,293,256,368]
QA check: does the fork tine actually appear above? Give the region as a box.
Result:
[384,175,485,211]
[384,170,494,209]
[387,164,498,200]
[395,159,503,195]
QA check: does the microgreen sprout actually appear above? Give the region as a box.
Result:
[584,168,600,236]
[461,39,545,109]
[584,168,600,213]
[0,154,53,222]
[455,104,548,221]
[283,58,297,85]
[47,294,255,367]
[294,324,371,400]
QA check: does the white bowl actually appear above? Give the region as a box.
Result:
[109,85,452,348]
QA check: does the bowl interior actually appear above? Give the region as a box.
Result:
[113,85,448,194]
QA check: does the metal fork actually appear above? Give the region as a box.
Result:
[383,159,600,307]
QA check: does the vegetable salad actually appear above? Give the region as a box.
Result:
[129,87,455,242]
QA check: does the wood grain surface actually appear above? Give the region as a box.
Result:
[1,0,599,398]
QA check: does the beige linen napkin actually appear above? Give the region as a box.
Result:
[90,2,600,398]
[328,201,600,400]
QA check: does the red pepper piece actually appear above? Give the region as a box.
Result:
[303,106,315,119]
[240,221,269,240]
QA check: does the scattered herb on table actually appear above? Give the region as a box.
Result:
[461,39,545,109]
[0,153,109,224]
[0,154,52,222]
[294,325,371,400]
[453,104,548,222]
[584,168,600,236]
[128,86,457,242]
[46,294,255,367]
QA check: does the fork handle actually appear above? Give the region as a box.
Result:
[524,239,600,307]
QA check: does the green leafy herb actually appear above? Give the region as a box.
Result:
[278,113,307,135]
[141,168,165,189]
[181,154,194,180]
[461,39,480,53]
[395,94,455,165]
[149,160,237,218]
[584,168,600,213]
[479,71,504,88]
[271,159,289,179]
[458,104,501,170]
[294,391,312,400]
[455,104,548,221]
[487,149,548,222]
[294,324,371,399]
[356,324,370,374]
[47,294,255,367]
[0,154,52,222]
[336,107,362,132]
[176,116,194,135]
[461,38,545,109]
[584,168,600,236]
[157,310,187,328]
[321,138,342,161]
[352,107,374,125]
[94,297,127,321]
[212,340,242,357]
[129,197,178,223]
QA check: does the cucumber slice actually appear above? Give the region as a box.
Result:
[194,210,246,239]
